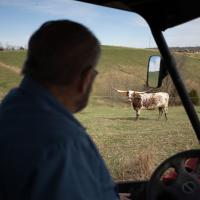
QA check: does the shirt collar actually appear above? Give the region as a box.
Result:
[19,76,84,129]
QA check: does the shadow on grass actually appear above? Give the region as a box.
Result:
[105,117,154,121]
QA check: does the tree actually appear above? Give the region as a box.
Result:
[0,42,4,51]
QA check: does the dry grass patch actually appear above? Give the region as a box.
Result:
[115,145,157,181]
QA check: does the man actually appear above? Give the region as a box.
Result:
[0,20,130,200]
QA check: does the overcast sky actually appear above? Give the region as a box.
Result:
[0,0,200,48]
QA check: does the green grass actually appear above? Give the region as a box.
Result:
[76,103,200,180]
[0,47,200,181]
[0,67,21,99]
[0,47,159,98]
[98,46,157,72]
[0,50,26,68]
[0,47,157,93]
[1,47,199,96]
[94,46,159,94]
[182,54,200,85]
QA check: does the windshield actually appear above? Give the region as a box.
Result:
[0,0,200,182]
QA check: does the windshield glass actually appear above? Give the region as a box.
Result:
[0,0,199,182]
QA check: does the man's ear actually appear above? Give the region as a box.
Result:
[77,67,94,94]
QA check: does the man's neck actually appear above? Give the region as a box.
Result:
[42,83,77,113]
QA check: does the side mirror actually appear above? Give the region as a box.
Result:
[147,55,168,88]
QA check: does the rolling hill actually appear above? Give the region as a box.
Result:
[0,46,199,101]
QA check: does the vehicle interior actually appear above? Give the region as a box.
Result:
[0,0,200,199]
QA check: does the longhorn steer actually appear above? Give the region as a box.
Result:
[114,88,169,120]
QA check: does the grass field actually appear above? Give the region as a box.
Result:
[0,65,21,99]
[0,50,26,68]
[0,47,200,97]
[76,102,200,181]
[0,47,200,181]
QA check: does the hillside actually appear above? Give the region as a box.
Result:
[0,46,200,100]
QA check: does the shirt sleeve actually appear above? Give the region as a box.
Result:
[28,137,119,200]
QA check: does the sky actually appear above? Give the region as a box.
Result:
[0,0,200,48]
[149,56,161,72]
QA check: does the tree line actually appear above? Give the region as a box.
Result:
[0,42,26,51]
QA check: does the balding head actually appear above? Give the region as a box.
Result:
[22,20,101,85]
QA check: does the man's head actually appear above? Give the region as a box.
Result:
[22,20,101,113]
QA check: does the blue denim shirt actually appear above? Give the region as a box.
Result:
[0,76,118,200]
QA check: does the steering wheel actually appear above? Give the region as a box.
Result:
[147,149,200,200]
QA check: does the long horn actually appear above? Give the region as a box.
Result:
[112,88,128,95]
[136,88,153,94]
[144,88,153,93]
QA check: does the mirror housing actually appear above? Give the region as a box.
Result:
[147,55,168,88]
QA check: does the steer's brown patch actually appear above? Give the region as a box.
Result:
[132,93,142,109]
[143,95,161,109]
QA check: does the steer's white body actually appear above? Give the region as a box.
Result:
[114,88,169,120]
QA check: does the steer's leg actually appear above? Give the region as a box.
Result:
[135,109,140,120]
[158,107,163,120]
[164,107,168,120]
